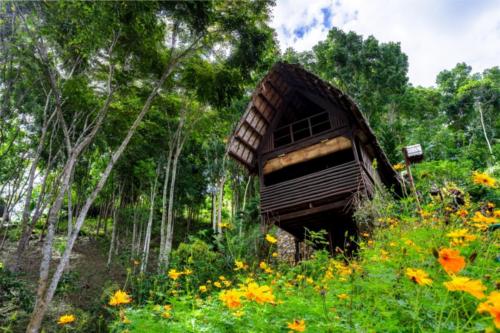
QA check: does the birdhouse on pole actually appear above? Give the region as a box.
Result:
[402,144,424,212]
[403,144,424,164]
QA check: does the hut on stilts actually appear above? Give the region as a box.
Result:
[228,63,402,257]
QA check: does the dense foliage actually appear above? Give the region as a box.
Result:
[0,1,498,332]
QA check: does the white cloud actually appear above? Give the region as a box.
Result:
[270,0,500,87]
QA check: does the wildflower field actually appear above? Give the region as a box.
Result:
[88,166,500,333]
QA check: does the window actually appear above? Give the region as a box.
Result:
[273,111,332,148]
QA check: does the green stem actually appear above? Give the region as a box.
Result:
[436,291,449,332]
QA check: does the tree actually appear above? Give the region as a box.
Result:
[5,2,277,330]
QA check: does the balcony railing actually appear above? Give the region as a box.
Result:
[260,160,362,214]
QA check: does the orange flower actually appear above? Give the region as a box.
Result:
[406,268,433,286]
[455,209,468,218]
[287,319,306,332]
[477,291,500,328]
[444,276,486,299]
[438,248,465,274]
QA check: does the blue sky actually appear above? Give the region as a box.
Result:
[270,0,500,87]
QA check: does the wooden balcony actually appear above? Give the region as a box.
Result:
[260,160,363,216]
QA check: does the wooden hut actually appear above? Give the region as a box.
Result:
[228,63,402,251]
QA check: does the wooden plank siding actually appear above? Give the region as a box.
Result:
[260,160,362,213]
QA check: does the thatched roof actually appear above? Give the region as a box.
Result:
[228,62,402,192]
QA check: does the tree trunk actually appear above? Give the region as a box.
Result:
[161,112,186,269]
[158,148,173,268]
[476,101,495,160]
[211,190,217,233]
[107,185,123,268]
[131,202,138,258]
[240,176,252,237]
[140,165,160,273]
[26,24,198,333]
[216,176,225,234]
[14,92,54,269]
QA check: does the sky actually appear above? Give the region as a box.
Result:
[270,0,500,87]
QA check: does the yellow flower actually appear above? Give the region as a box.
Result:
[446,228,477,246]
[234,260,247,271]
[287,319,306,332]
[199,285,207,293]
[109,290,132,306]
[444,276,486,299]
[393,163,405,171]
[272,252,278,257]
[404,239,415,247]
[477,291,500,328]
[223,280,232,287]
[183,269,193,275]
[214,281,222,288]
[472,171,496,187]
[219,275,226,281]
[337,293,349,300]
[233,310,245,317]
[168,269,183,280]
[472,211,496,224]
[306,277,314,284]
[438,248,465,274]
[161,311,172,319]
[494,210,500,218]
[259,261,268,270]
[219,289,244,309]
[57,314,75,325]
[265,234,278,244]
[241,282,275,304]
[470,211,497,230]
[405,268,432,286]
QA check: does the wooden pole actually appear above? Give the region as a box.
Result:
[403,148,422,213]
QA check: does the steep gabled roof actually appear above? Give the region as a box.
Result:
[228,62,402,192]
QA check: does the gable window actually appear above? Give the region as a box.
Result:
[273,111,332,148]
